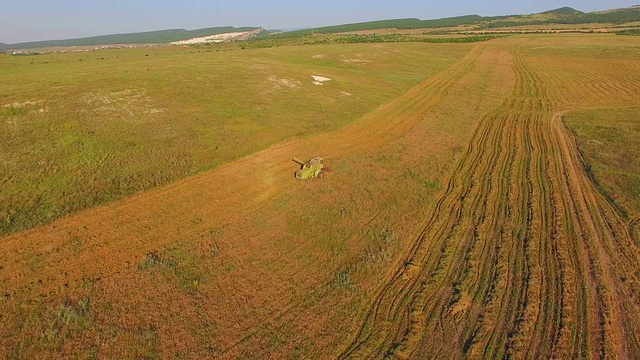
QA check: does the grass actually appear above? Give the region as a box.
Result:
[564,107,640,219]
[0,42,471,236]
[138,247,203,294]
[246,33,501,48]
[616,28,640,36]
[3,34,640,359]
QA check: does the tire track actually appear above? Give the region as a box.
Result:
[0,43,489,358]
[340,41,640,359]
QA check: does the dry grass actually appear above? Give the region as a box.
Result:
[0,42,470,236]
[342,34,640,359]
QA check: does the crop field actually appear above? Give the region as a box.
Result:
[1,34,640,359]
[0,42,470,235]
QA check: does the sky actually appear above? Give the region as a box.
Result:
[1,0,637,44]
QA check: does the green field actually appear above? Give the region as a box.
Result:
[0,42,471,235]
[565,107,640,219]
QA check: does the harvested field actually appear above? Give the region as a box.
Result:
[1,35,640,358]
[0,42,469,236]
[341,36,640,358]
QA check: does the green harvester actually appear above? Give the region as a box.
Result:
[293,157,326,181]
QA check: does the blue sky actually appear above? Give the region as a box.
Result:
[1,1,637,44]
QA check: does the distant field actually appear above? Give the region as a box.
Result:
[0,42,471,235]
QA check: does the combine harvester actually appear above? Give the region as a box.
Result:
[292,157,328,181]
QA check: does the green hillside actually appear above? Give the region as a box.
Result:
[541,7,583,15]
[484,6,640,28]
[273,6,640,37]
[6,26,260,49]
[274,15,485,38]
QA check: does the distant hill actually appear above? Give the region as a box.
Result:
[274,15,486,37]
[541,7,583,15]
[273,6,640,37]
[6,26,260,50]
[5,6,640,50]
[483,6,640,29]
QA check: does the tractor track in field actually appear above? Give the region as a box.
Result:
[210,45,489,360]
[3,38,640,358]
[1,45,483,265]
[0,45,487,356]
[339,46,640,358]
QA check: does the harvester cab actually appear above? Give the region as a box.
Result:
[293,157,325,181]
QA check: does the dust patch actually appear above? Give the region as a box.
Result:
[3,100,43,108]
[401,263,420,280]
[451,292,472,316]
[268,75,302,91]
[312,75,332,86]
[2,100,47,121]
[84,88,165,120]
[341,53,370,65]
[312,54,326,59]
[343,59,370,65]
[341,92,353,97]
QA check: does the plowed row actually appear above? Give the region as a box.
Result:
[340,40,640,358]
